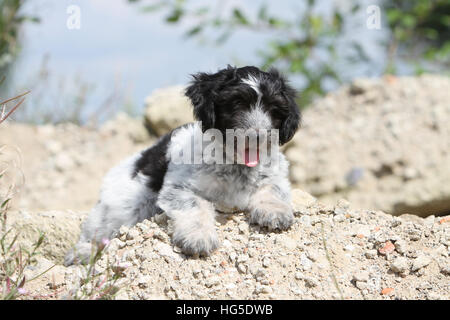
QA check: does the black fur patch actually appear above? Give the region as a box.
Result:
[133,124,193,192]
[132,132,172,192]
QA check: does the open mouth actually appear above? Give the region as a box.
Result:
[230,133,263,167]
[244,146,259,167]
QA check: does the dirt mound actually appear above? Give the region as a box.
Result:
[5,210,87,264]
[3,75,450,218]
[287,74,450,217]
[0,113,153,211]
[20,190,449,300]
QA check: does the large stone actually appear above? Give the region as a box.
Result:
[100,112,151,143]
[144,86,194,136]
[287,75,450,217]
[5,210,86,264]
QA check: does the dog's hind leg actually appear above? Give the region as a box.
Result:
[64,153,160,266]
[64,202,109,266]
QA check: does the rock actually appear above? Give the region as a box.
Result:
[365,250,378,259]
[394,239,408,254]
[405,224,422,241]
[306,251,319,262]
[144,86,194,136]
[439,263,450,275]
[154,242,183,262]
[390,257,409,274]
[378,241,395,255]
[100,112,150,143]
[237,254,249,263]
[152,229,167,242]
[119,226,130,237]
[137,275,152,288]
[344,244,355,252]
[262,257,270,268]
[295,272,304,280]
[237,263,248,274]
[353,272,369,282]
[299,253,313,270]
[126,229,140,240]
[304,277,319,288]
[411,255,432,272]
[5,210,86,263]
[205,276,220,288]
[381,287,395,296]
[291,189,317,211]
[286,75,450,218]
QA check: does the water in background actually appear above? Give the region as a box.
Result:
[8,0,386,124]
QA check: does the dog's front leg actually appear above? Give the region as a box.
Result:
[248,184,294,231]
[157,189,219,256]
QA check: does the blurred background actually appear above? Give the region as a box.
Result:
[1,0,449,217]
[2,0,449,124]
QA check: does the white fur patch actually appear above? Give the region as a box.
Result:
[242,75,262,107]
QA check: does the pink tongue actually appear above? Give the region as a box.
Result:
[244,149,259,167]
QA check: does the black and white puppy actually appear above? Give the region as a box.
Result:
[65,65,301,265]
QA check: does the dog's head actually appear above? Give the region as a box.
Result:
[185,65,301,165]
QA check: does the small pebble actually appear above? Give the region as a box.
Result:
[353,271,369,282]
[411,255,431,272]
[365,249,378,259]
[390,257,409,274]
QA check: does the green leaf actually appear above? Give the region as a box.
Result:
[401,15,416,28]
[232,8,248,25]
[141,3,166,13]
[268,17,283,28]
[257,4,268,21]
[185,25,202,37]
[166,8,183,23]
[1,198,11,209]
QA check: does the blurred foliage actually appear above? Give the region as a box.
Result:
[0,0,39,77]
[129,0,355,106]
[11,56,135,127]
[384,0,450,74]
[129,0,450,106]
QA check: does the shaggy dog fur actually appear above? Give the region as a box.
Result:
[65,65,301,265]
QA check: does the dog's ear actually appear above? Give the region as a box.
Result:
[279,100,301,145]
[185,72,217,132]
[272,69,301,145]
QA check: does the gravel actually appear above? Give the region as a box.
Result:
[19,189,448,300]
[3,75,449,300]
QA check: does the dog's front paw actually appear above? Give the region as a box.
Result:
[170,201,220,256]
[249,202,294,231]
[172,224,219,256]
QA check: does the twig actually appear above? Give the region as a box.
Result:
[0,90,30,105]
[321,222,344,299]
[0,98,26,124]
